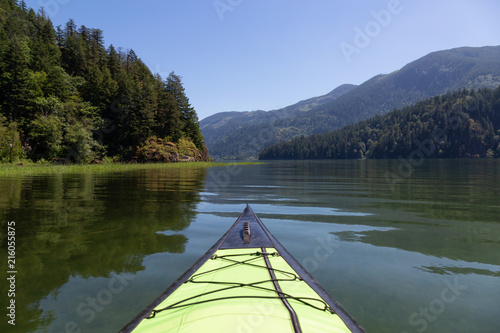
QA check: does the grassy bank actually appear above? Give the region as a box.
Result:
[0,161,261,177]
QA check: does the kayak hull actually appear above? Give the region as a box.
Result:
[121,205,365,333]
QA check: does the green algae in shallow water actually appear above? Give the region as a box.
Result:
[0,162,262,177]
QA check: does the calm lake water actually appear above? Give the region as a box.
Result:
[1,160,499,332]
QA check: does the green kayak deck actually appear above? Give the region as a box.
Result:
[120,205,365,333]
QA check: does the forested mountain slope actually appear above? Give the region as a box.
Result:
[200,84,356,156]
[202,46,500,160]
[260,87,500,160]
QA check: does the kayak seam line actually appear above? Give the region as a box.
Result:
[262,247,302,333]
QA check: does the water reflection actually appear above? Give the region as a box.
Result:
[0,167,205,333]
[418,265,500,277]
[202,160,500,268]
[1,159,499,332]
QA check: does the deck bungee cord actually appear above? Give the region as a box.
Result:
[146,250,333,319]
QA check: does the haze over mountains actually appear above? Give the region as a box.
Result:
[201,46,500,160]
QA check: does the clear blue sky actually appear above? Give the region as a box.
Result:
[25,0,500,120]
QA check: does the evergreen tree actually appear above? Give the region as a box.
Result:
[107,44,122,79]
[164,72,204,149]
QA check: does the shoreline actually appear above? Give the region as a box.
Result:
[0,161,262,177]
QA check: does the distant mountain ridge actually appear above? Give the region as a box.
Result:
[201,45,500,160]
[260,87,500,160]
[201,84,356,147]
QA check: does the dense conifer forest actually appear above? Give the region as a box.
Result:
[260,87,500,160]
[0,0,205,163]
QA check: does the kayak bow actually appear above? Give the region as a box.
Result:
[121,205,365,333]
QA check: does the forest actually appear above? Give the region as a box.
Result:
[0,0,205,163]
[259,87,500,160]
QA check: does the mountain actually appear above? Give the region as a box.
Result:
[201,46,500,160]
[200,84,357,159]
[260,87,500,160]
